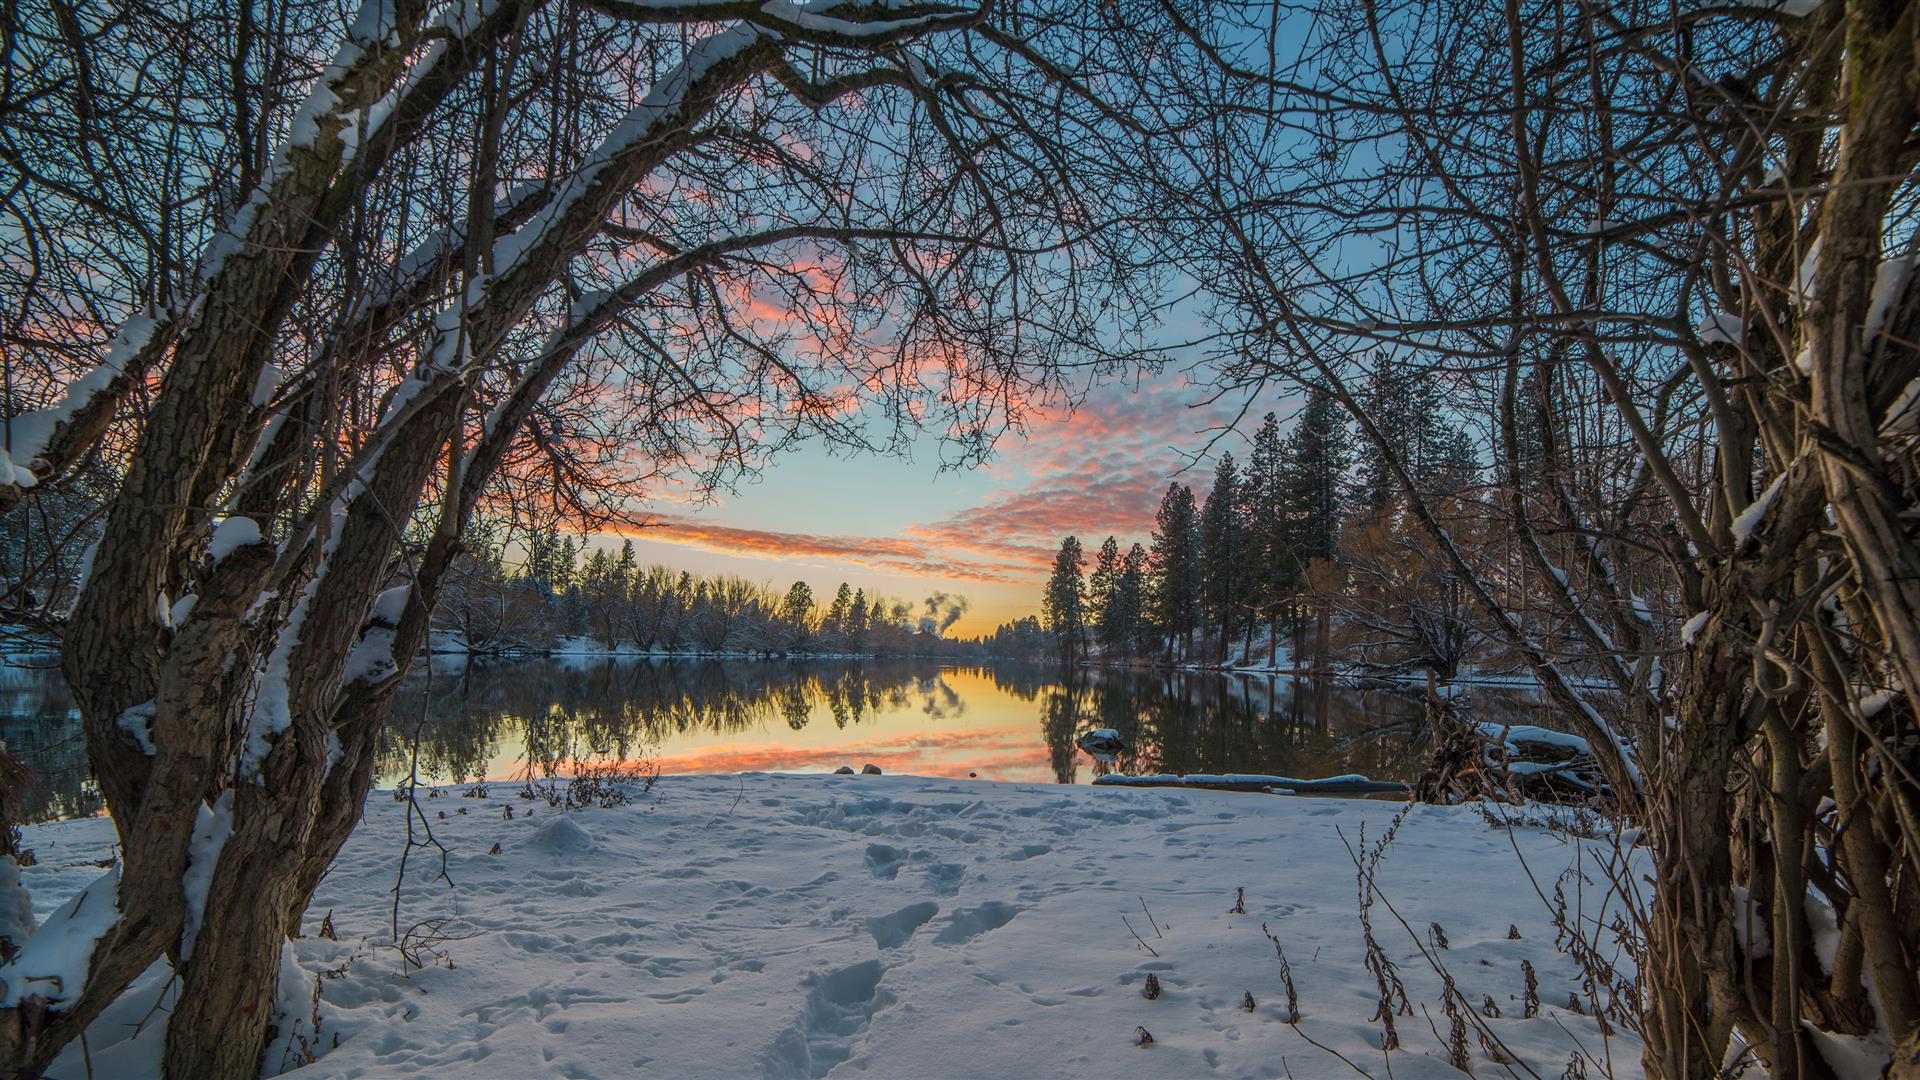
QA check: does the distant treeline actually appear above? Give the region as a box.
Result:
[435,521,978,657]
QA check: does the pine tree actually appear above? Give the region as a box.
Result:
[1042,536,1087,663]
[1426,424,1480,496]
[1357,354,1416,510]
[1353,356,1480,503]
[825,582,853,643]
[780,581,815,650]
[1118,543,1151,658]
[848,587,869,645]
[1149,482,1199,659]
[1198,453,1241,660]
[1089,536,1122,655]
[1284,387,1352,564]
[1240,412,1294,661]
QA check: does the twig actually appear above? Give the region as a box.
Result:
[1138,896,1164,938]
[1121,914,1160,957]
[390,658,454,954]
[1336,825,1542,1080]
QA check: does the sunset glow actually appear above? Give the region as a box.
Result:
[605,371,1270,637]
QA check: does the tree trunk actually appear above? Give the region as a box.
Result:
[1641,631,1755,1080]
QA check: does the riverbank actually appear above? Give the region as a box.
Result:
[18,774,1643,1078]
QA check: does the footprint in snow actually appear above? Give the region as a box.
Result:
[863,843,909,880]
[934,901,1020,944]
[760,959,888,1080]
[867,901,939,948]
[923,863,965,896]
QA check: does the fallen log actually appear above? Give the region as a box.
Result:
[1091,773,1411,796]
[1416,715,1610,805]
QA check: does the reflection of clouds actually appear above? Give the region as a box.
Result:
[639,728,1042,777]
[934,749,1057,783]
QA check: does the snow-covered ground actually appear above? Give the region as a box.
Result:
[20,776,1642,1079]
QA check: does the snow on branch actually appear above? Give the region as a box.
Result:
[0,314,175,506]
[0,866,121,1010]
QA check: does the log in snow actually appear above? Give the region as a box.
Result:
[1091,773,1410,796]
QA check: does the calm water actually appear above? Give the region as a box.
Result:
[4,656,1558,823]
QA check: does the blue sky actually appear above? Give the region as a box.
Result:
[594,360,1293,637]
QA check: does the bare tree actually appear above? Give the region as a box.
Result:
[1160,0,1920,1076]
[0,1,1201,1074]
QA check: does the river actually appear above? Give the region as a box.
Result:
[3,655,1560,822]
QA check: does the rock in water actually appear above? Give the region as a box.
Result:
[861,763,883,775]
[1075,728,1127,758]
[834,766,856,775]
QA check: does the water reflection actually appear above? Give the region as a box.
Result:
[8,656,1558,822]
[2,656,102,824]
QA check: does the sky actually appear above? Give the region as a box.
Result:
[593,368,1288,639]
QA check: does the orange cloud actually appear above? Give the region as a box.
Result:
[612,515,1037,584]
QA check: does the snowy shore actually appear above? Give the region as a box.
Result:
[20,776,1642,1079]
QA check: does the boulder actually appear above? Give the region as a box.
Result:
[833,766,856,775]
[1075,727,1128,758]
[861,763,883,775]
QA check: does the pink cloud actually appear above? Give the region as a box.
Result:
[615,516,1033,584]
[609,374,1258,597]
[906,376,1252,573]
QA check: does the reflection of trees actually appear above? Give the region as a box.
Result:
[1045,668,1559,784]
[981,664,1049,703]
[21,657,1571,813]
[376,658,955,780]
[1,663,103,823]
[1039,671,1089,784]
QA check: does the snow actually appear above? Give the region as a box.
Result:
[486,23,768,285]
[1470,722,1611,790]
[1680,611,1710,645]
[1093,772,1385,793]
[1865,253,1914,340]
[525,814,595,856]
[253,362,286,407]
[180,791,235,957]
[0,857,32,954]
[368,584,410,626]
[117,701,157,756]
[1795,237,1823,306]
[27,775,1644,1079]
[1753,0,1822,12]
[210,515,264,560]
[2,314,161,485]
[247,497,349,777]
[1471,722,1591,756]
[1805,1026,1895,1080]
[1730,885,1770,960]
[1885,376,1920,434]
[342,586,412,686]
[1694,310,1744,346]
[1731,471,1787,548]
[0,864,120,1008]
